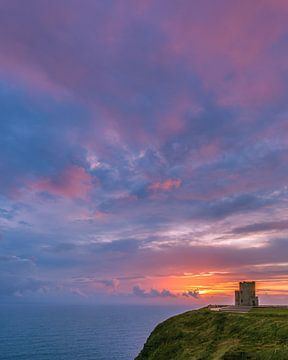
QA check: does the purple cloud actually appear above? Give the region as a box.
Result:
[0,0,288,302]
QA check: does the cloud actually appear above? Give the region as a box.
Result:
[0,255,47,297]
[182,289,199,298]
[133,286,200,299]
[31,166,93,199]
[0,277,47,297]
[195,194,273,220]
[232,220,288,234]
[0,255,35,273]
[90,239,141,254]
[149,179,181,192]
[43,243,76,253]
[97,279,120,290]
[0,0,288,302]
[0,208,15,220]
[132,285,176,298]
[0,83,88,196]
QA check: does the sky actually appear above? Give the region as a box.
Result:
[1,0,288,305]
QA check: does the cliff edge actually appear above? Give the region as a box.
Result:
[135,307,288,360]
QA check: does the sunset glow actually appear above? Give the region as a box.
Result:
[0,0,288,305]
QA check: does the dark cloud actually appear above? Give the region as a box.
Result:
[98,279,116,287]
[232,221,288,234]
[0,277,47,296]
[182,290,199,298]
[0,255,47,297]
[195,194,273,220]
[0,208,14,220]
[133,286,200,299]
[132,285,176,298]
[44,243,76,253]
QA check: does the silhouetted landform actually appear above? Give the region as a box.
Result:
[135,307,288,360]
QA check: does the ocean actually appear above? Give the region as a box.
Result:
[0,303,191,360]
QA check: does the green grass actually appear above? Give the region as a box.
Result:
[135,308,288,360]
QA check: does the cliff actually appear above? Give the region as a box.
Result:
[135,307,288,360]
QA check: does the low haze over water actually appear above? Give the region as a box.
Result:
[0,304,191,360]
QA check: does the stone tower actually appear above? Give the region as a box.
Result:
[235,281,259,306]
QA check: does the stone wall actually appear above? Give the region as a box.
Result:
[235,281,259,306]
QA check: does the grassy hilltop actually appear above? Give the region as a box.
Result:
[135,307,288,360]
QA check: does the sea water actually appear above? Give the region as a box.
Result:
[0,303,191,360]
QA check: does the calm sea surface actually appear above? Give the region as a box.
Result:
[0,304,191,360]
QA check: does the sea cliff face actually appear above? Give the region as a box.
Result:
[135,307,288,360]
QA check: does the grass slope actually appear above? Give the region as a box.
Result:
[135,307,288,360]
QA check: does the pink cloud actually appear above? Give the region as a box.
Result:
[160,0,288,107]
[149,179,181,192]
[157,96,203,138]
[32,166,93,199]
[94,211,110,221]
[0,0,287,113]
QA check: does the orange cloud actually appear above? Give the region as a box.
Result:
[149,179,181,192]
